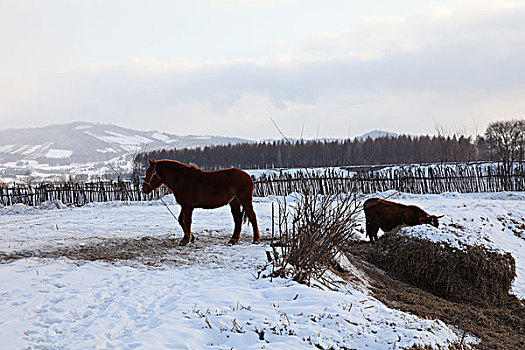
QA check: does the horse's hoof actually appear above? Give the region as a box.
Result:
[252,240,260,244]
[228,239,239,245]
[179,240,189,246]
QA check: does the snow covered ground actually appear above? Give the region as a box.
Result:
[1,192,524,349]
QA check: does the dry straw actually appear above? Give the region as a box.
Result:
[358,235,516,304]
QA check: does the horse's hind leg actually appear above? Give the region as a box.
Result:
[179,207,194,246]
[246,203,260,243]
[238,197,260,244]
[228,198,242,245]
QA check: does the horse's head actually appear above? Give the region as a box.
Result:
[142,159,163,194]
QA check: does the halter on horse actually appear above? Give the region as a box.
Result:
[142,161,158,189]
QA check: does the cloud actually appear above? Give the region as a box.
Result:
[278,0,525,62]
[1,1,525,138]
[204,0,301,8]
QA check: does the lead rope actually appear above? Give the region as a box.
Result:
[159,195,178,222]
[147,163,195,242]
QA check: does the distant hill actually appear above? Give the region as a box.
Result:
[355,130,398,141]
[0,122,250,165]
[0,122,250,181]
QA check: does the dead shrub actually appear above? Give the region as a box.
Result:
[268,190,361,285]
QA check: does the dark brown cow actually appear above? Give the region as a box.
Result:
[364,198,443,242]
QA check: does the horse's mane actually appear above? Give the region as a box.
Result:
[159,159,201,171]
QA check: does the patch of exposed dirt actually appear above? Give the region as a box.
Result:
[344,241,525,350]
[0,233,266,269]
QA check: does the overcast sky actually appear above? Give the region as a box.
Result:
[1,0,524,140]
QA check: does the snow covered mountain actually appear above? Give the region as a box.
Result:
[355,130,398,140]
[0,122,250,181]
[0,122,249,164]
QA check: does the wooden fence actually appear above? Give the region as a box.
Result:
[0,181,169,207]
[1,164,524,207]
[252,164,525,197]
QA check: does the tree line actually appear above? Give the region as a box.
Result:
[134,119,525,173]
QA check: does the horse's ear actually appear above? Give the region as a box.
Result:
[148,158,156,165]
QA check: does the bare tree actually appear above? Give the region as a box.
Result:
[434,122,453,164]
[455,119,482,165]
[485,119,525,185]
[131,143,150,182]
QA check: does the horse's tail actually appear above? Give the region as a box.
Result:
[242,208,249,224]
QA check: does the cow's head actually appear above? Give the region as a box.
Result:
[420,214,443,228]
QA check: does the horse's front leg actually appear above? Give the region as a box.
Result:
[179,207,194,246]
[177,211,184,230]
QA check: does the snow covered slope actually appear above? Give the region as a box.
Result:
[0,122,249,181]
[0,122,249,163]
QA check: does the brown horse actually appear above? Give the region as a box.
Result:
[142,159,260,246]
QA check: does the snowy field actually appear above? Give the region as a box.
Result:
[1,191,524,349]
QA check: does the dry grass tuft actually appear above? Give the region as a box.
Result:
[356,234,516,304]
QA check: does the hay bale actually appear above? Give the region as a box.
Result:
[360,234,516,304]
